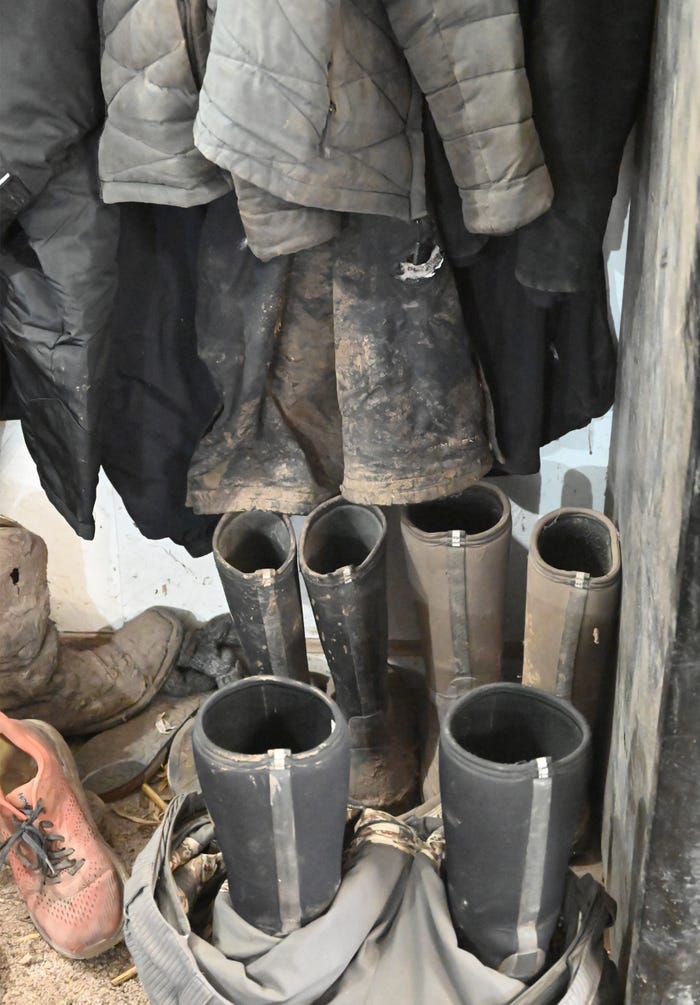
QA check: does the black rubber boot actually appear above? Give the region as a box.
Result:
[212,511,309,681]
[299,496,418,812]
[440,683,591,981]
[192,676,350,935]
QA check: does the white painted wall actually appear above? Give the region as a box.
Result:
[0,169,630,640]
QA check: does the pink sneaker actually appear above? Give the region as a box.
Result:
[0,712,127,958]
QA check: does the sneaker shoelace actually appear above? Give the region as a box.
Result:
[0,795,85,884]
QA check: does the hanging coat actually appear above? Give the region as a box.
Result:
[427,0,655,472]
[100,203,222,556]
[0,0,118,538]
[194,0,553,260]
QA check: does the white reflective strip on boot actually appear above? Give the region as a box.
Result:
[499,756,552,980]
[268,747,303,935]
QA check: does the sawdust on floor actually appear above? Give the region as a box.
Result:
[0,785,166,1005]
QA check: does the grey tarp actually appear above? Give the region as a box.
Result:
[125,794,619,1004]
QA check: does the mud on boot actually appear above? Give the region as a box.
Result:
[300,496,419,813]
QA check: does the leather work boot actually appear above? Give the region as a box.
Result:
[400,482,512,800]
[0,711,127,959]
[0,517,58,707]
[4,608,185,737]
[213,511,310,682]
[299,496,419,812]
[1,515,185,735]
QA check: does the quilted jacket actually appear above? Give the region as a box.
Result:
[99,0,552,259]
[195,0,553,259]
[99,0,232,206]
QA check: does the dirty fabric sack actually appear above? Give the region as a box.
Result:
[188,198,492,513]
[125,794,620,1005]
[332,214,492,504]
[187,192,343,516]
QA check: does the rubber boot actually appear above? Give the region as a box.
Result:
[400,482,511,799]
[212,511,309,682]
[299,496,418,812]
[192,676,350,935]
[440,683,591,981]
[522,508,621,845]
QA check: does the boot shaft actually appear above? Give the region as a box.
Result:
[213,511,309,682]
[400,482,511,698]
[299,497,387,721]
[523,508,621,844]
[0,517,52,670]
[523,508,621,707]
[192,677,350,935]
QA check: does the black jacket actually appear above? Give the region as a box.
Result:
[0,0,118,537]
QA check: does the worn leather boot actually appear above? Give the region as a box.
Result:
[6,608,185,736]
[212,511,309,682]
[0,711,127,958]
[192,676,350,935]
[299,496,419,812]
[400,482,511,799]
[522,508,621,846]
[0,517,58,705]
[1,517,184,734]
[440,683,591,981]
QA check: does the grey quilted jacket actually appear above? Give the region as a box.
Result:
[195,0,553,259]
[99,0,232,206]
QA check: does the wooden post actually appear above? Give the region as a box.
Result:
[604,0,700,1000]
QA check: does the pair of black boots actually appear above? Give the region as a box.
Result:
[210,496,418,813]
[193,670,591,983]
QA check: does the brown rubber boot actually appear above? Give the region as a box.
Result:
[522,507,621,849]
[400,482,512,800]
[1,512,184,734]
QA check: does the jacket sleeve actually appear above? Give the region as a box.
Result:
[514,0,656,293]
[99,0,232,207]
[382,0,552,234]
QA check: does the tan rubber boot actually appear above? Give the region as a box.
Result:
[400,482,512,800]
[523,507,621,849]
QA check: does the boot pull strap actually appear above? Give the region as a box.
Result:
[499,756,552,981]
[448,531,472,686]
[555,571,591,699]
